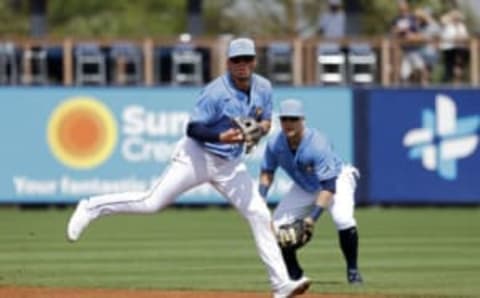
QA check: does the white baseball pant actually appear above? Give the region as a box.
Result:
[273,165,359,231]
[80,137,291,290]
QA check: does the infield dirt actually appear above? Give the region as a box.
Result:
[0,286,379,298]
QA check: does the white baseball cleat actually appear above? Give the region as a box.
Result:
[273,276,311,298]
[66,199,92,242]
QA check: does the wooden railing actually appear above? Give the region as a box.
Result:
[1,36,478,86]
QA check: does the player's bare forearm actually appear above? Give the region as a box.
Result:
[260,171,274,188]
[259,171,274,199]
[219,128,244,143]
[314,190,333,208]
[304,190,333,224]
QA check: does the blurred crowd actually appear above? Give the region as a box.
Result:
[316,0,471,86]
[389,0,469,86]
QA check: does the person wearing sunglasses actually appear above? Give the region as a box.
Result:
[67,38,310,298]
[259,99,363,285]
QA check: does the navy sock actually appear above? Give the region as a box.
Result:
[280,247,303,280]
[339,226,359,271]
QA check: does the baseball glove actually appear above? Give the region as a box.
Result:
[232,117,263,153]
[277,219,314,249]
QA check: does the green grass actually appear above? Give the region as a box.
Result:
[0,206,479,297]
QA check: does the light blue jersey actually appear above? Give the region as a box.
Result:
[261,128,343,193]
[189,73,273,159]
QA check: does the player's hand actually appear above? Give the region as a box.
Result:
[219,128,244,143]
[232,117,264,153]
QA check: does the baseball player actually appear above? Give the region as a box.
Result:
[67,38,310,298]
[259,99,363,284]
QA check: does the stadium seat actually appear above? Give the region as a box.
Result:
[74,43,106,86]
[266,42,293,84]
[0,42,18,85]
[170,43,203,86]
[110,42,142,85]
[21,45,48,85]
[347,43,376,84]
[316,42,346,85]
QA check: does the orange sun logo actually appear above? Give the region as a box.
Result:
[47,97,117,169]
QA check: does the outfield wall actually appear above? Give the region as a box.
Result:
[0,87,352,204]
[0,87,478,205]
[355,89,480,205]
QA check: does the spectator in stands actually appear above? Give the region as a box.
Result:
[415,7,441,84]
[390,0,427,85]
[440,9,469,85]
[317,0,345,39]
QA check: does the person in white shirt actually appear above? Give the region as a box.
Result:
[440,9,469,84]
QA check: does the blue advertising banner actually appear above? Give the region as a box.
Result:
[0,87,352,204]
[368,89,480,203]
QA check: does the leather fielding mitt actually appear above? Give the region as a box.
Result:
[232,117,263,153]
[277,219,314,250]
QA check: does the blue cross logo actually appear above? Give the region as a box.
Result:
[403,94,479,180]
